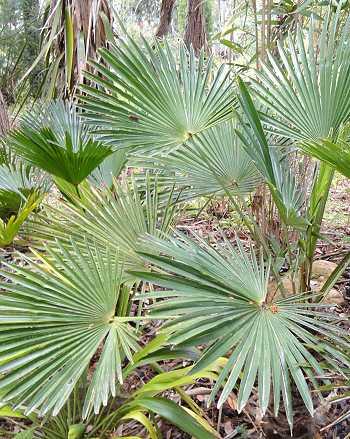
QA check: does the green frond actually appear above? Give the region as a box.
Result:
[130,234,349,429]
[252,9,350,143]
[0,240,139,418]
[9,100,113,186]
[80,31,235,154]
[28,175,178,277]
[131,120,262,201]
[299,138,350,179]
[0,162,50,246]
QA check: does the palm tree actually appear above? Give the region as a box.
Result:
[131,232,349,430]
[239,8,350,286]
[25,0,113,98]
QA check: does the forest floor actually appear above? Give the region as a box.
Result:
[0,175,349,439]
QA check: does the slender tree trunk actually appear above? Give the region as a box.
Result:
[0,91,10,138]
[22,0,41,93]
[184,0,208,55]
[155,0,176,38]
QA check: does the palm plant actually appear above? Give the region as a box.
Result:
[2,309,220,438]
[80,25,235,154]
[131,120,262,201]
[244,7,350,281]
[131,233,349,429]
[9,100,113,188]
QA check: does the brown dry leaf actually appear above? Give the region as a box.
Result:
[227,393,238,411]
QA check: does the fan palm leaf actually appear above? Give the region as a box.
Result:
[299,137,350,179]
[28,175,178,277]
[80,26,235,154]
[0,239,139,418]
[131,120,262,201]
[130,233,349,429]
[252,9,350,143]
[0,162,49,219]
[9,100,113,186]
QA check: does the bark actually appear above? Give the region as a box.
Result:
[184,0,208,55]
[0,91,10,138]
[155,0,176,38]
[49,0,112,96]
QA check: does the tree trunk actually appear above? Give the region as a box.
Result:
[184,0,208,55]
[47,0,112,97]
[155,0,176,38]
[22,0,41,93]
[0,91,10,138]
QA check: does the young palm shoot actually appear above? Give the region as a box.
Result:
[9,100,113,187]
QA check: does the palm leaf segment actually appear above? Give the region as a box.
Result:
[9,100,113,186]
[131,234,349,428]
[251,9,350,175]
[0,240,139,418]
[81,30,235,154]
[0,162,50,246]
[131,120,262,201]
[0,162,49,219]
[236,81,306,229]
[88,149,127,188]
[29,176,178,277]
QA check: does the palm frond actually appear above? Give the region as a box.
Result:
[80,29,235,154]
[28,175,178,277]
[0,162,50,246]
[130,234,349,429]
[0,239,139,418]
[0,162,49,219]
[131,120,262,201]
[298,138,350,179]
[252,9,350,143]
[9,100,113,186]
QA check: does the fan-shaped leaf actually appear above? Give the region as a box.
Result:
[130,234,349,429]
[131,120,261,201]
[0,240,139,418]
[81,29,235,154]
